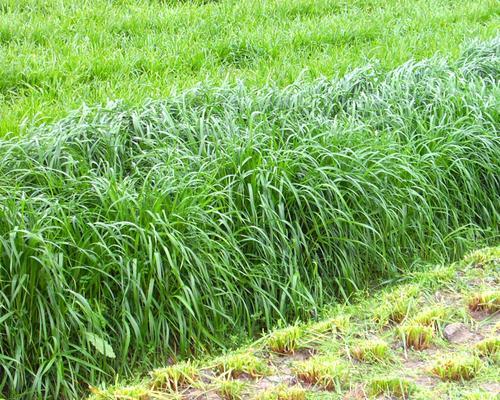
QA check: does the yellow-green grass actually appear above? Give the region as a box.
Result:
[254,385,306,400]
[292,356,347,391]
[150,361,199,391]
[468,291,500,314]
[431,354,482,381]
[350,339,390,363]
[399,324,434,350]
[368,377,416,399]
[266,325,303,354]
[213,352,270,379]
[1,0,499,135]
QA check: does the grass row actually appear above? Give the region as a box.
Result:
[1,0,499,135]
[0,38,499,398]
[88,246,500,399]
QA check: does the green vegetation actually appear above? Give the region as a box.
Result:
[431,355,483,382]
[350,339,390,363]
[87,247,500,399]
[292,356,348,391]
[0,37,498,398]
[368,377,416,398]
[1,0,499,135]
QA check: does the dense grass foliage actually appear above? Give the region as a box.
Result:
[0,38,499,398]
[1,0,499,135]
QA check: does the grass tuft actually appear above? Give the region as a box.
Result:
[213,352,270,379]
[254,384,306,400]
[267,325,303,354]
[374,285,420,325]
[411,306,449,330]
[468,291,500,314]
[399,324,433,350]
[213,378,247,400]
[368,377,416,399]
[350,339,390,363]
[150,361,199,392]
[431,354,482,381]
[474,337,499,359]
[292,356,347,391]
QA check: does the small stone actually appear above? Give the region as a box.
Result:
[443,322,475,343]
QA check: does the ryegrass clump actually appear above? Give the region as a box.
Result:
[474,337,500,359]
[213,353,269,379]
[351,339,390,363]
[292,356,347,391]
[468,291,500,314]
[150,361,199,391]
[213,378,247,400]
[431,354,482,381]
[0,38,499,398]
[399,324,433,350]
[374,285,420,325]
[368,377,416,398]
[254,384,306,400]
[411,306,449,329]
[309,315,350,336]
[88,384,150,400]
[267,325,303,354]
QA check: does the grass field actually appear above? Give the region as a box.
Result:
[0,0,499,135]
[0,36,498,398]
[89,246,500,399]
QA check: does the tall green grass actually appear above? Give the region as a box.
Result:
[0,38,499,398]
[1,0,499,135]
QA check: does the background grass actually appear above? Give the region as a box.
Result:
[0,37,498,399]
[0,0,499,135]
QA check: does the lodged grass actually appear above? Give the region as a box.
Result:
[0,38,499,398]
